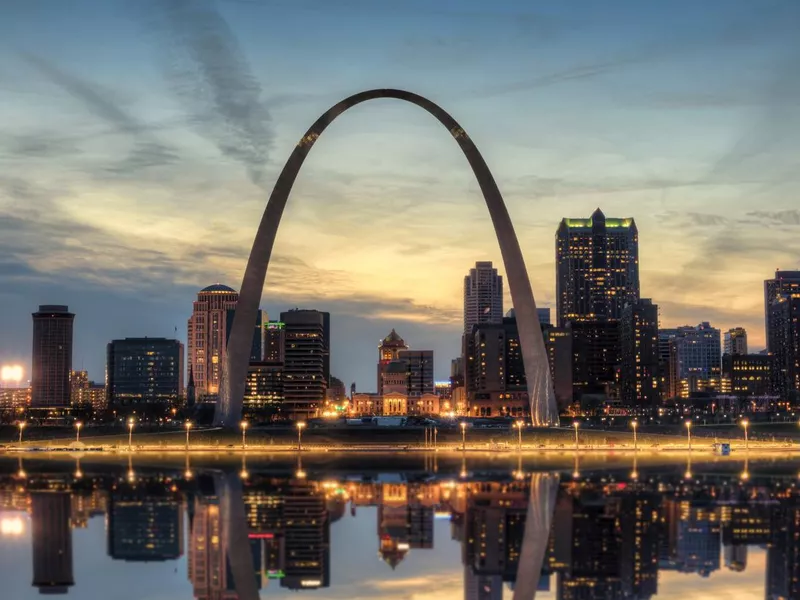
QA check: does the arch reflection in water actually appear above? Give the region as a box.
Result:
[4,459,800,599]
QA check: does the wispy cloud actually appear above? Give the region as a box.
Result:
[147,0,273,186]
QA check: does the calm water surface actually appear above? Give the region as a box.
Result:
[0,454,797,599]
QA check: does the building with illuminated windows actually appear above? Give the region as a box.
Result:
[280,309,329,418]
[667,323,722,399]
[264,321,285,363]
[620,299,660,410]
[765,271,800,350]
[31,304,74,412]
[768,293,800,402]
[187,285,239,400]
[106,338,184,412]
[463,262,503,337]
[226,308,267,362]
[723,328,748,356]
[377,330,408,394]
[556,208,639,326]
[244,362,283,420]
[107,490,183,561]
[720,353,773,397]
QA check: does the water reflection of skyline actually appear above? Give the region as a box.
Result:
[0,460,799,599]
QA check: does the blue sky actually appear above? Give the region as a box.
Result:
[1,0,799,388]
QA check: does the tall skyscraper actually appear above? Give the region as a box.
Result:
[668,323,722,398]
[543,325,574,411]
[463,262,503,336]
[570,320,620,401]
[31,305,74,411]
[556,208,639,326]
[280,309,329,418]
[187,284,239,399]
[723,328,748,356]
[31,492,74,594]
[764,271,800,351]
[106,338,184,411]
[377,329,409,394]
[620,299,660,409]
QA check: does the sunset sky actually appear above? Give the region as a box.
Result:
[1,0,799,388]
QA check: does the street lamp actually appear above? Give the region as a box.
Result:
[741,419,749,451]
[75,421,82,443]
[240,421,249,450]
[460,422,467,451]
[185,421,192,451]
[17,421,25,445]
[297,421,306,451]
[573,421,580,451]
[128,419,135,451]
[685,420,692,452]
[515,420,524,453]
[631,420,638,452]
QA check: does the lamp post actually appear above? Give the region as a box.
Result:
[631,420,638,452]
[185,421,192,451]
[240,421,249,450]
[297,421,306,451]
[17,421,25,445]
[685,420,692,452]
[128,419,135,451]
[573,421,580,452]
[515,420,524,453]
[75,421,82,443]
[742,419,749,451]
[460,422,467,451]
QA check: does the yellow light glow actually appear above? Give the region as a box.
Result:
[0,365,23,383]
[0,517,25,536]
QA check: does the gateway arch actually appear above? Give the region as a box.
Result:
[215,89,558,427]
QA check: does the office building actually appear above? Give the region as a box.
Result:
[244,362,283,419]
[765,271,800,351]
[537,307,552,327]
[226,308,267,362]
[281,480,330,590]
[463,261,503,336]
[668,323,722,399]
[768,294,800,400]
[108,491,183,561]
[620,299,660,409]
[187,284,239,398]
[31,305,74,410]
[556,208,639,326]
[31,492,74,594]
[723,328,748,356]
[377,329,409,394]
[721,354,773,397]
[280,309,329,418]
[399,350,434,397]
[570,319,620,401]
[658,329,680,400]
[466,317,528,417]
[543,326,574,410]
[264,321,286,363]
[106,338,184,410]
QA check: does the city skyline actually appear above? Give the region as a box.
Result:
[2,0,800,391]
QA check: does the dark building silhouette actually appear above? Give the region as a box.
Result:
[764,270,800,351]
[620,299,660,410]
[106,338,184,410]
[570,319,620,402]
[543,325,574,411]
[264,320,286,363]
[556,208,639,326]
[768,293,800,402]
[398,350,435,397]
[619,492,661,599]
[31,305,74,411]
[280,479,330,590]
[280,309,329,418]
[766,497,800,599]
[107,491,183,561]
[31,492,74,594]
